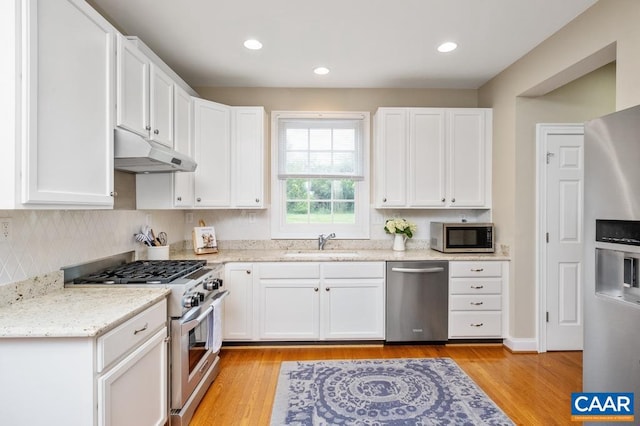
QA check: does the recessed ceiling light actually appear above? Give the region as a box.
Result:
[437,42,458,53]
[314,67,330,75]
[243,39,263,50]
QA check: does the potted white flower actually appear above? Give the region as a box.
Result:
[384,218,417,251]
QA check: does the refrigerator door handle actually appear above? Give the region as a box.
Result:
[391,267,445,273]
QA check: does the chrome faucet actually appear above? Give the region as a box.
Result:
[318,233,336,250]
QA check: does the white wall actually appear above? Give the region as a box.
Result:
[0,209,184,286]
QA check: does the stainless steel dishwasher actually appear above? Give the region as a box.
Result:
[386,261,448,342]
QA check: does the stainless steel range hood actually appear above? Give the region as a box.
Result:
[114,128,197,173]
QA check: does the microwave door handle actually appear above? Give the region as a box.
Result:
[181,305,214,334]
[391,267,445,273]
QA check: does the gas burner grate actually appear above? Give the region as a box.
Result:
[74,260,207,284]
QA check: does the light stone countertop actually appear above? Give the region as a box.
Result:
[169,248,510,264]
[0,287,170,338]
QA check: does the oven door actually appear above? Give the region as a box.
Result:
[170,291,226,409]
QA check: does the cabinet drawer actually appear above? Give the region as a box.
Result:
[449,311,502,337]
[97,299,167,372]
[450,261,502,278]
[258,262,320,279]
[450,295,501,311]
[323,262,385,279]
[450,278,502,294]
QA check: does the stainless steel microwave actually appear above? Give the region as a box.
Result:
[430,222,494,253]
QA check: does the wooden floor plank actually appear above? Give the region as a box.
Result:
[190,345,582,425]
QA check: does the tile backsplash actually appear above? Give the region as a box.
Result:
[0,209,184,286]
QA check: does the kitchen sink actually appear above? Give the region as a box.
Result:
[283,251,360,258]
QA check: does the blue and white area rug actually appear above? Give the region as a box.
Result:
[271,358,514,425]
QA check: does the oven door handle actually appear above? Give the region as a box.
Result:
[181,305,213,334]
[180,290,230,334]
[211,290,229,303]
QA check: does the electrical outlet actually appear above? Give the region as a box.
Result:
[248,213,256,223]
[185,212,194,224]
[145,214,152,225]
[0,218,11,242]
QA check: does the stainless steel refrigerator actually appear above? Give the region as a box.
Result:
[584,105,640,424]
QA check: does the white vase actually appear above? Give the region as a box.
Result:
[392,234,407,251]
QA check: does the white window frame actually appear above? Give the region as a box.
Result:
[271,111,370,239]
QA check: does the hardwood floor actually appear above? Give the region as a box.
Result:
[190,345,582,425]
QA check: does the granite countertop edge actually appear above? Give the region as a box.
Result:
[0,288,170,339]
[169,248,511,264]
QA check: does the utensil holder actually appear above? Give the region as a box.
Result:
[147,245,170,260]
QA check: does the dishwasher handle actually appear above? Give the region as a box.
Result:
[391,267,445,274]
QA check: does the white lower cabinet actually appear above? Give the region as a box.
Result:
[223,262,385,342]
[0,299,168,426]
[448,261,508,339]
[98,328,168,426]
[322,262,386,340]
[223,263,256,340]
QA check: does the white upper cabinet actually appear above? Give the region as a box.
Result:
[447,109,492,207]
[374,109,407,207]
[232,107,266,208]
[173,86,194,207]
[374,107,492,209]
[0,0,116,209]
[136,101,267,209]
[193,98,232,207]
[116,35,174,148]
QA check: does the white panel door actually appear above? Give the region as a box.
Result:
[321,279,385,339]
[539,124,584,351]
[409,109,446,206]
[447,109,487,207]
[232,107,265,208]
[193,98,231,207]
[223,263,255,341]
[116,34,149,138]
[375,109,407,207]
[149,64,174,147]
[173,87,194,207]
[259,280,320,340]
[98,328,168,426]
[23,0,115,206]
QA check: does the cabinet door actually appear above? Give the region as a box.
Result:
[232,107,265,208]
[23,0,115,206]
[259,279,320,340]
[409,109,446,206]
[447,109,489,207]
[98,327,168,426]
[193,99,231,207]
[375,109,407,207]
[322,279,385,339]
[149,64,174,147]
[223,263,255,340]
[173,87,194,207]
[116,34,149,138]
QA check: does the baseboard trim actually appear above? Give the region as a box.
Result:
[503,337,538,353]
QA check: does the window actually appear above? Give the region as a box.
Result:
[271,112,370,239]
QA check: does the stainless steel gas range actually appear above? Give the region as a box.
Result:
[64,252,228,426]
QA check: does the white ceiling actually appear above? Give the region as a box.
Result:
[90,0,598,89]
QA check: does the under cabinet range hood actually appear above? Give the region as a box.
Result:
[113,128,197,173]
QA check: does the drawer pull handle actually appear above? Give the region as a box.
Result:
[471,285,484,289]
[470,301,484,306]
[133,323,148,335]
[471,268,484,272]
[470,323,484,327]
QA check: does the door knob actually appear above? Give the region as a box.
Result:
[154,129,159,135]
